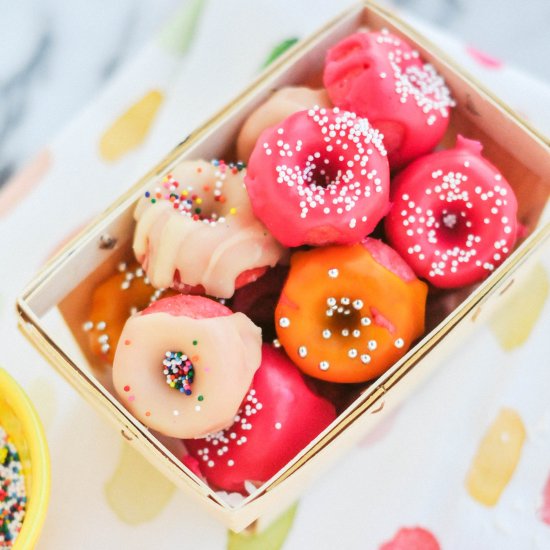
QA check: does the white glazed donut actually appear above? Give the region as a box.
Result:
[133,159,285,298]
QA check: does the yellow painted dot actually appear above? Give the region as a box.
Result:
[465,408,525,506]
[99,90,164,162]
[229,207,237,215]
[105,443,175,524]
[195,198,203,205]
[490,263,548,351]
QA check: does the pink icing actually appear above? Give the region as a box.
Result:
[385,135,518,288]
[184,344,336,494]
[245,107,390,247]
[362,237,417,282]
[112,295,262,439]
[236,86,332,161]
[324,30,455,168]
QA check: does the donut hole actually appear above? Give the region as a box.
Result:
[163,351,195,395]
[322,295,368,339]
[437,206,471,244]
[304,154,344,189]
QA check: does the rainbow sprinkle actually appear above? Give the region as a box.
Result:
[163,352,195,395]
[145,160,245,224]
[0,426,26,547]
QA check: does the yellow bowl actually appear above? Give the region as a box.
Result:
[0,368,50,549]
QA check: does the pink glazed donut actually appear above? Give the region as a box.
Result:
[112,295,262,439]
[324,29,455,168]
[245,106,390,247]
[236,86,332,161]
[184,344,336,494]
[385,136,519,288]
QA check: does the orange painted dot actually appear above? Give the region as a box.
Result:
[197,167,202,173]
[191,355,199,362]
[124,339,131,346]
[219,196,227,203]
[203,185,210,192]
[145,411,151,417]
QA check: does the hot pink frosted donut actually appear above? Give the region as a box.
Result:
[323,29,455,168]
[133,159,285,298]
[112,295,262,439]
[236,86,331,161]
[385,136,519,288]
[184,344,336,494]
[244,107,390,247]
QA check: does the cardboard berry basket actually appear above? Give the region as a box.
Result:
[16,0,550,533]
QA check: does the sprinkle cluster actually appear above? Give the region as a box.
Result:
[194,388,269,470]
[264,107,386,227]
[163,351,195,395]
[144,160,244,225]
[397,168,511,278]
[377,29,455,124]
[0,427,26,547]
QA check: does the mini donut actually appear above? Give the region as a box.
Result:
[275,239,427,383]
[236,86,331,161]
[323,29,455,168]
[133,159,285,298]
[82,261,176,364]
[245,107,390,247]
[112,294,262,439]
[384,135,519,288]
[184,344,336,494]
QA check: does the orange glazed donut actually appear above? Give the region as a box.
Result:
[275,239,427,383]
[83,261,176,365]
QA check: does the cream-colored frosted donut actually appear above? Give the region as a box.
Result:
[112,295,262,439]
[236,86,331,161]
[133,159,285,298]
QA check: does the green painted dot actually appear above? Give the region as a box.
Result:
[192,340,198,346]
[262,37,299,68]
[198,395,204,402]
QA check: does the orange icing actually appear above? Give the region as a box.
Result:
[84,261,175,365]
[275,242,427,383]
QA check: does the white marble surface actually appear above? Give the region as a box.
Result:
[1,0,549,187]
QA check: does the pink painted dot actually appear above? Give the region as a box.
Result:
[124,339,132,346]
[540,471,550,525]
[466,46,503,69]
[128,395,135,402]
[380,527,440,550]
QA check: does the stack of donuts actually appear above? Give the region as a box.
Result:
[83,28,519,496]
